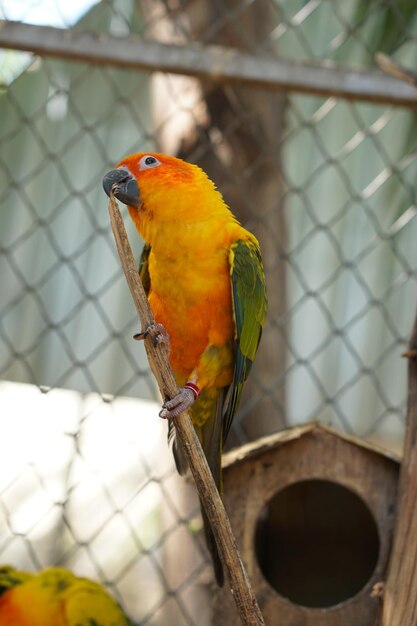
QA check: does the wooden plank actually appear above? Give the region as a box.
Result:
[222,422,401,468]
[381,316,417,625]
[1,21,417,106]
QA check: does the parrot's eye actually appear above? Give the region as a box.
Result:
[139,155,161,170]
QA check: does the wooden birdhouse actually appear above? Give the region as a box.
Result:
[213,422,400,626]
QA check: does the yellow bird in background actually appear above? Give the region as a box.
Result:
[0,566,132,626]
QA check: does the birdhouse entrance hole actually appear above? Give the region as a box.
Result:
[255,479,380,608]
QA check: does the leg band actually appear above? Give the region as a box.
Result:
[183,382,200,399]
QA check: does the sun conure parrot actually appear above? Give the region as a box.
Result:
[0,565,132,626]
[103,152,267,585]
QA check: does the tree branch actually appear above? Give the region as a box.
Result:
[107,193,265,626]
[375,52,417,88]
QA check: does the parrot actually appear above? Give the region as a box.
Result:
[103,152,267,585]
[0,565,132,626]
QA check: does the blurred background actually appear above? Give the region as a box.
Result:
[1,0,417,623]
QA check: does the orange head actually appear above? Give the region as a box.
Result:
[103,152,231,232]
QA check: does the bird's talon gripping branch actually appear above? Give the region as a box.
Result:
[159,382,200,419]
[145,322,170,349]
[133,323,170,348]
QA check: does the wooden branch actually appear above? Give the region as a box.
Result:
[375,52,417,88]
[381,305,417,625]
[2,20,417,107]
[107,194,265,626]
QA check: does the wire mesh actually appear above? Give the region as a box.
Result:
[1,0,417,623]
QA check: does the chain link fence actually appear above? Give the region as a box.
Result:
[1,0,417,623]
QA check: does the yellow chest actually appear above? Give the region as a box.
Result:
[148,232,234,377]
[129,192,251,382]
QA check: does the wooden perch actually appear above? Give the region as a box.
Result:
[107,194,265,626]
[381,305,417,625]
[2,21,417,107]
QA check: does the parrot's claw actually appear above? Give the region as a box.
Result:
[134,323,170,349]
[159,387,197,419]
[147,323,170,349]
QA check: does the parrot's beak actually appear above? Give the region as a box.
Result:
[102,168,141,208]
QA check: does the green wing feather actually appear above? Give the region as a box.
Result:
[223,238,267,441]
[139,242,151,296]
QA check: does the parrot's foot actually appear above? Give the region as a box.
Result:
[134,323,170,349]
[159,382,200,419]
